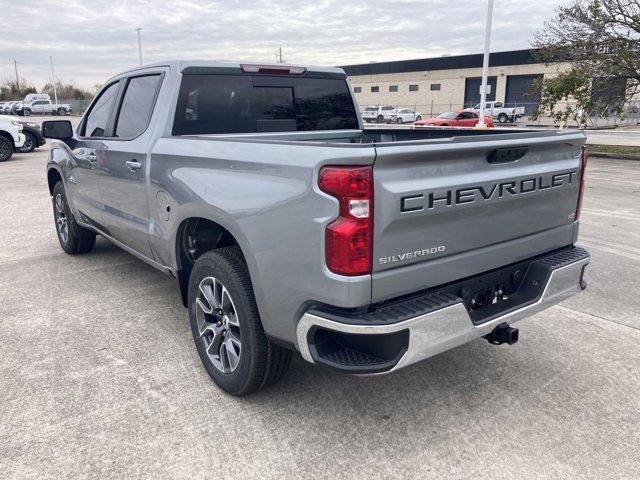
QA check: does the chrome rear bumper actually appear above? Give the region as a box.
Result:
[297,249,589,373]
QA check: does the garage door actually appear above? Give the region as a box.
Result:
[505,75,542,115]
[464,77,497,108]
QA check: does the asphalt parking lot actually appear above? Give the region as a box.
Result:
[1,146,639,479]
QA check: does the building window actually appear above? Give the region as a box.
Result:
[353,86,362,93]
[389,85,398,92]
[371,86,379,93]
[409,84,419,92]
[430,83,441,91]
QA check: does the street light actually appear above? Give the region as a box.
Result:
[50,56,59,106]
[477,0,494,128]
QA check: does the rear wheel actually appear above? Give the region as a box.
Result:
[52,182,96,254]
[0,136,14,162]
[415,115,422,121]
[188,247,291,395]
[57,108,66,116]
[498,113,508,123]
[17,132,36,153]
[23,108,31,116]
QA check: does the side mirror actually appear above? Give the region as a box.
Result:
[42,120,73,140]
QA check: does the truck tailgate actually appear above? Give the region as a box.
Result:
[371,131,585,302]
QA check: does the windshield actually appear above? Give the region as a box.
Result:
[437,111,458,119]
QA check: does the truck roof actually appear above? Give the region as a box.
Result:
[107,60,346,83]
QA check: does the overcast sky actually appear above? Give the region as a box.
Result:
[0,0,567,90]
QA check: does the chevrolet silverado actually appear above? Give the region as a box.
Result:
[42,61,590,395]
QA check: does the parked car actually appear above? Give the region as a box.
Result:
[415,110,494,127]
[0,114,26,161]
[2,101,18,114]
[10,101,24,116]
[17,121,46,153]
[42,60,589,395]
[391,108,422,124]
[362,105,396,123]
[469,101,525,123]
[23,99,71,116]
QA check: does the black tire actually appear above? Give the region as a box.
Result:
[396,117,403,124]
[377,115,384,123]
[0,136,14,162]
[52,182,96,254]
[498,113,508,124]
[23,108,31,116]
[57,108,66,116]
[17,132,36,153]
[415,115,422,121]
[188,247,291,395]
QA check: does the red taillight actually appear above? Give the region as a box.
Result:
[319,166,373,276]
[576,145,588,220]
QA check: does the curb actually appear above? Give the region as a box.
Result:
[588,152,640,161]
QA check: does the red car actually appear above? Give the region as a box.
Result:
[414,110,494,128]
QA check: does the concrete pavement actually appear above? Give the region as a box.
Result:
[0,148,639,479]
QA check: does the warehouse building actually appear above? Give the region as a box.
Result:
[341,49,564,117]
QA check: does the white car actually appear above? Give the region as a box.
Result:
[469,101,525,123]
[0,114,26,161]
[392,108,422,124]
[362,105,396,123]
[23,99,71,116]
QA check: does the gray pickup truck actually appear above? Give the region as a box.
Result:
[42,61,590,395]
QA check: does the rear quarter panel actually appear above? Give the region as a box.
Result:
[148,136,376,344]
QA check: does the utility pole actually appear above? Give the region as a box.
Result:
[277,48,284,63]
[478,0,494,127]
[50,56,59,106]
[13,60,19,95]
[135,27,143,65]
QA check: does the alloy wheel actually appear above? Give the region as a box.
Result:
[19,135,34,153]
[54,193,69,243]
[195,276,242,374]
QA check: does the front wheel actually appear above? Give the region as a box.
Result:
[188,247,291,395]
[57,108,66,116]
[396,117,403,124]
[23,109,31,116]
[52,182,96,254]
[17,132,36,153]
[0,136,14,162]
[415,115,422,121]
[377,115,384,123]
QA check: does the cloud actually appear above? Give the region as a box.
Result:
[0,0,567,89]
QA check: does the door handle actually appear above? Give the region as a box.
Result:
[126,160,142,171]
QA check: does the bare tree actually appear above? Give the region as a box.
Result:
[533,0,640,125]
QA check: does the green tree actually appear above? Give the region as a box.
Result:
[533,0,640,125]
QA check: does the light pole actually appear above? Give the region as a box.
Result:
[135,28,143,65]
[478,0,494,127]
[50,56,59,106]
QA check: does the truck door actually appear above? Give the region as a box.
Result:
[97,73,163,259]
[67,80,121,229]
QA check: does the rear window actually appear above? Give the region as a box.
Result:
[172,74,358,135]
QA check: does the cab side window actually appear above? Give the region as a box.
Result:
[83,82,119,137]
[115,75,162,138]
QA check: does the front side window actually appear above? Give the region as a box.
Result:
[83,82,119,137]
[115,74,162,138]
